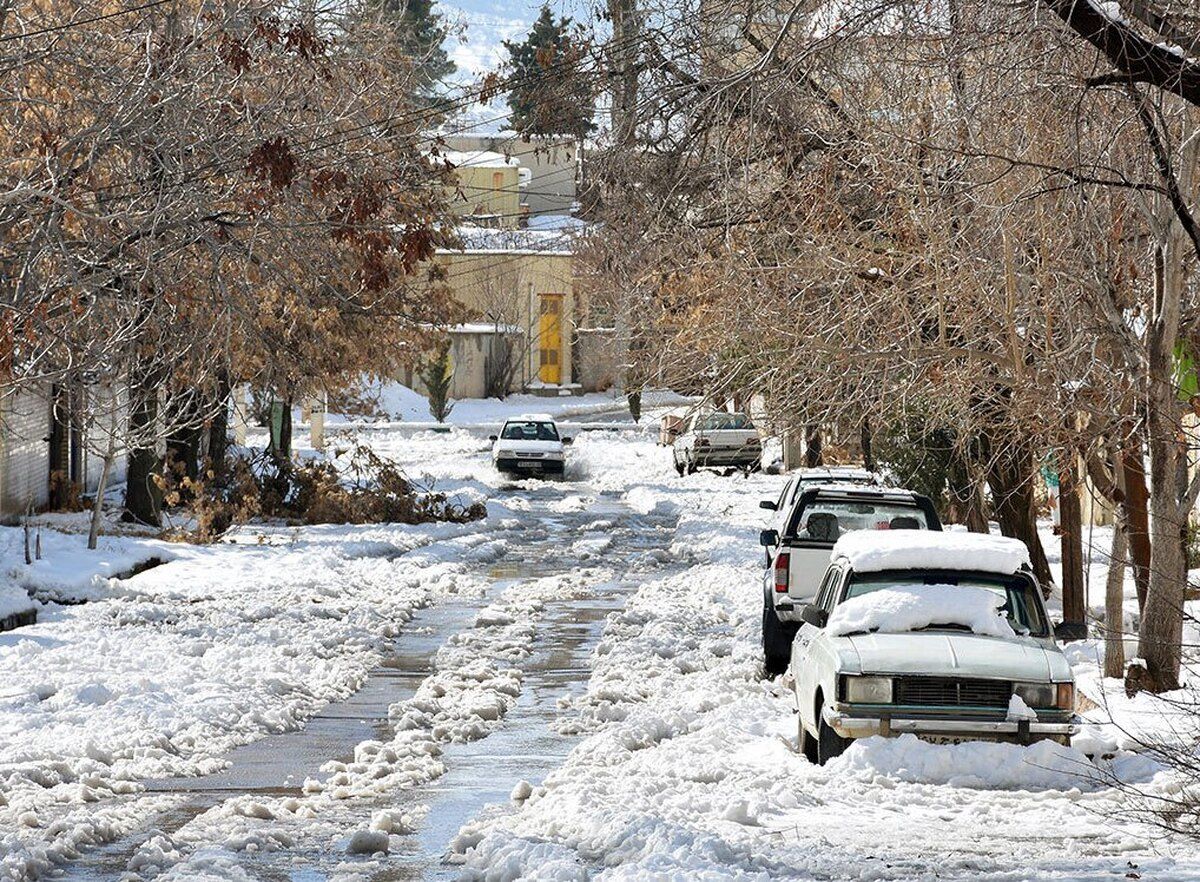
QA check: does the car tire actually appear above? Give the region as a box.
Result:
[686,455,698,475]
[798,717,818,764]
[817,707,850,765]
[761,601,793,677]
[673,455,685,477]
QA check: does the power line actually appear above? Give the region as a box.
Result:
[0,0,176,43]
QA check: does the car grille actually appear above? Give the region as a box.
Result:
[515,452,544,459]
[894,676,1012,708]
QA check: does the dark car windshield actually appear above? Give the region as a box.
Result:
[501,421,559,441]
[695,413,753,430]
[842,571,1049,637]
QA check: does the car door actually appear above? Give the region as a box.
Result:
[794,565,841,730]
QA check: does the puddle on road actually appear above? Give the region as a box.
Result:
[68,484,676,882]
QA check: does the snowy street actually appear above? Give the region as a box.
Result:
[3,419,1200,880]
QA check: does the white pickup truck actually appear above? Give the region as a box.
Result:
[790,531,1079,764]
[672,412,762,475]
[759,484,942,674]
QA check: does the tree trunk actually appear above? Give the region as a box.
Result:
[208,372,232,474]
[947,446,989,533]
[124,368,163,527]
[1059,456,1087,631]
[986,436,1054,589]
[1135,243,1186,693]
[805,424,823,468]
[1121,440,1152,611]
[88,447,115,551]
[861,418,875,472]
[1104,522,1128,679]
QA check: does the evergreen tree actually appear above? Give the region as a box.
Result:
[375,0,456,100]
[503,6,595,139]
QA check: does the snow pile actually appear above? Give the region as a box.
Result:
[831,734,1105,791]
[833,530,1031,575]
[826,583,1016,638]
[0,582,35,620]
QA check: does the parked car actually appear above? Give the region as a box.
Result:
[490,415,570,476]
[759,485,942,674]
[672,412,762,475]
[659,413,685,447]
[790,531,1079,764]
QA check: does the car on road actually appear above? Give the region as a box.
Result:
[672,412,762,475]
[759,485,941,674]
[490,415,570,477]
[790,531,1080,765]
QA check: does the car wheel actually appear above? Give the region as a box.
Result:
[798,716,818,764]
[761,601,793,677]
[817,705,850,765]
[673,454,685,477]
[686,455,698,475]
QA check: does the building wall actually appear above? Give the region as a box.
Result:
[449,163,521,223]
[0,385,51,518]
[444,134,577,218]
[438,250,575,388]
[575,328,618,392]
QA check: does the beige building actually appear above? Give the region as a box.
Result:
[440,149,523,224]
[443,133,578,219]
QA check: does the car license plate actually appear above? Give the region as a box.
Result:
[517,461,541,469]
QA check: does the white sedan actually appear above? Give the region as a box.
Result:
[790,531,1079,765]
[490,414,570,477]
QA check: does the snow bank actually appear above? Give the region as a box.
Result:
[0,583,34,620]
[826,584,1016,638]
[830,734,1119,791]
[833,530,1031,575]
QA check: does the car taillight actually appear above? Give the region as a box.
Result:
[774,552,790,593]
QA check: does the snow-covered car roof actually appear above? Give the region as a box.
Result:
[832,531,1031,575]
[800,484,915,499]
[797,466,878,481]
[507,413,556,423]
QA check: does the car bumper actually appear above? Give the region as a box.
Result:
[495,457,564,474]
[823,705,1080,743]
[692,449,761,467]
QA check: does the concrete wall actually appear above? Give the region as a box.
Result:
[444,134,577,218]
[0,385,50,518]
[575,327,618,392]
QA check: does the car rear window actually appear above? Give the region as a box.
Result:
[792,500,931,541]
[695,413,753,430]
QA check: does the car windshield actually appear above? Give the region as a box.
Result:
[793,500,930,541]
[501,421,559,441]
[695,413,753,430]
[842,572,1049,637]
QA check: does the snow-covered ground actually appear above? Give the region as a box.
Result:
[4,393,1200,879]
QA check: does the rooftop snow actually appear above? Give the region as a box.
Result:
[439,149,521,169]
[832,531,1031,575]
[448,223,580,254]
[826,583,1017,639]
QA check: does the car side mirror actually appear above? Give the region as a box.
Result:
[759,529,779,547]
[1054,621,1088,642]
[562,437,573,445]
[759,500,777,511]
[488,435,498,442]
[799,604,828,628]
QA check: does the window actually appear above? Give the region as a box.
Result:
[841,571,1049,637]
[492,171,504,191]
[791,500,931,541]
[501,421,559,441]
[694,413,753,430]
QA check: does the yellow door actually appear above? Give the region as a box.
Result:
[538,293,564,384]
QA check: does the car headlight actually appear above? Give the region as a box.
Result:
[1055,682,1075,711]
[843,675,893,704]
[544,450,565,459]
[495,447,516,456]
[1014,682,1055,709]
